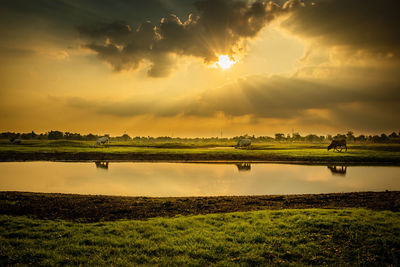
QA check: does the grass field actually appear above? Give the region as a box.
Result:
[1,208,399,266]
[1,140,400,163]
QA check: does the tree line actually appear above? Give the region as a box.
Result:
[272,131,400,143]
[0,130,399,143]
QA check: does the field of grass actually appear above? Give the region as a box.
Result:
[1,208,399,266]
[1,139,400,163]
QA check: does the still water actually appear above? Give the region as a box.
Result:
[0,162,399,197]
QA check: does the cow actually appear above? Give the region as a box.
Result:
[235,138,251,149]
[94,136,109,147]
[235,162,251,172]
[327,139,347,152]
[95,161,109,169]
[327,165,347,176]
[9,138,22,144]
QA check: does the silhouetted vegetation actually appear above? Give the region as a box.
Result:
[1,130,399,143]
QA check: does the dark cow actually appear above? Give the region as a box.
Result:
[95,161,109,170]
[327,139,347,152]
[327,165,347,176]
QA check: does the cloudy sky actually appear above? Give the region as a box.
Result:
[1,0,399,137]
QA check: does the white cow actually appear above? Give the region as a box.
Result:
[94,136,109,147]
[235,139,251,149]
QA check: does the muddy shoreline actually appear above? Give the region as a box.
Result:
[1,151,400,165]
[1,191,399,222]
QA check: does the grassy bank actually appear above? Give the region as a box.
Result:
[1,209,399,266]
[1,140,400,163]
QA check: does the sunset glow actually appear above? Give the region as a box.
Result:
[0,0,399,137]
[216,55,236,70]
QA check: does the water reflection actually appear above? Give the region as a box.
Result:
[1,162,399,197]
[95,161,109,170]
[327,165,347,176]
[235,162,251,172]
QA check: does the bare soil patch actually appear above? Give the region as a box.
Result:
[1,191,399,222]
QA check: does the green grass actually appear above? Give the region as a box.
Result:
[1,209,400,266]
[1,139,400,163]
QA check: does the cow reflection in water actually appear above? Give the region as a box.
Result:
[95,161,109,170]
[327,165,347,176]
[236,162,251,172]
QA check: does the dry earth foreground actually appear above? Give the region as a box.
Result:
[1,191,399,222]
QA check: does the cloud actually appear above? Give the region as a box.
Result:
[0,46,36,57]
[65,64,400,132]
[179,71,400,118]
[65,96,182,118]
[78,0,295,76]
[0,0,200,62]
[281,0,400,57]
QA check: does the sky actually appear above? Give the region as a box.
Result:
[0,0,399,137]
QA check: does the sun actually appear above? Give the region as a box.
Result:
[216,55,236,70]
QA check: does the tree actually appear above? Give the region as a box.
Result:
[346,131,355,142]
[122,134,131,141]
[292,133,302,141]
[114,134,131,141]
[48,130,63,140]
[355,135,366,142]
[86,134,97,141]
[334,134,346,140]
[275,133,285,141]
[305,134,319,142]
[372,135,380,143]
[380,133,389,142]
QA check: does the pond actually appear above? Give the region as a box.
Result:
[0,162,399,197]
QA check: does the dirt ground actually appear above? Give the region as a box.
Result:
[1,191,399,222]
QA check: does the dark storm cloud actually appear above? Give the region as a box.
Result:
[0,0,195,53]
[0,0,194,28]
[282,0,400,55]
[78,0,295,76]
